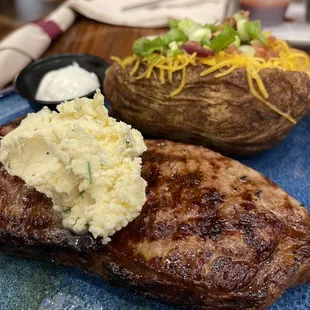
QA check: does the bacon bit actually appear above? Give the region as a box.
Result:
[265,50,280,59]
[182,42,215,58]
[268,36,277,44]
[222,11,249,30]
[240,10,250,19]
[254,47,267,58]
[223,16,237,29]
[225,45,241,55]
[254,45,280,60]
[251,40,261,49]
[251,39,279,60]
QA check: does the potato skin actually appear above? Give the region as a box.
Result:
[104,63,310,155]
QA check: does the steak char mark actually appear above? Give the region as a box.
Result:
[0,121,309,310]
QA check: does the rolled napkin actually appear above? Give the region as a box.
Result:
[69,0,231,28]
[0,4,76,89]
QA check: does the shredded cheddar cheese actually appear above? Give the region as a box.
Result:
[111,39,310,124]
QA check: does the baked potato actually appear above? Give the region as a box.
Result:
[104,13,310,156]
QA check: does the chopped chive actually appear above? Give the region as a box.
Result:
[73,216,81,226]
[87,162,92,184]
[68,168,73,173]
[8,163,11,169]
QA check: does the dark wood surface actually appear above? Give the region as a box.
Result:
[45,16,166,64]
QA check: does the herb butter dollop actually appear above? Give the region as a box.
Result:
[0,91,147,243]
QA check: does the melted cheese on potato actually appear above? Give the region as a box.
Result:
[0,90,147,243]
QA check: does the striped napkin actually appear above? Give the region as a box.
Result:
[0,4,76,89]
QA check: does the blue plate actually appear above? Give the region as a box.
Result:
[0,94,309,310]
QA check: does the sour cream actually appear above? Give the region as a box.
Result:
[35,62,100,101]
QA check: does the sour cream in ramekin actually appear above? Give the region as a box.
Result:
[35,62,100,101]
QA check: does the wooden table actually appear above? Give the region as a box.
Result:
[0,1,166,65]
[46,16,166,65]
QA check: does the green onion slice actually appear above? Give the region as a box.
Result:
[167,48,184,57]
[162,28,187,46]
[168,19,180,29]
[245,20,267,45]
[204,21,219,33]
[211,26,238,52]
[133,37,165,56]
[178,18,200,36]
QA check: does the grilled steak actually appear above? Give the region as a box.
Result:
[0,120,309,310]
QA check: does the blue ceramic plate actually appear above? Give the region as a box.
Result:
[0,94,309,310]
